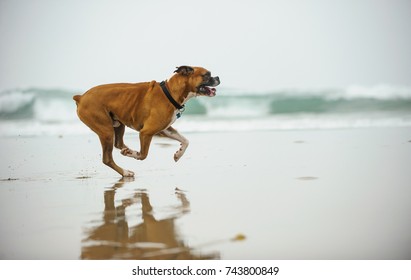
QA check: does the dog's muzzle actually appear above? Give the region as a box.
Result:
[198,76,220,97]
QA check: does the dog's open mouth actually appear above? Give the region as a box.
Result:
[198,86,217,97]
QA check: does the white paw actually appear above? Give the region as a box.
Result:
[121,148,139,159]
[122,169,135,177]
[174,146,187,162]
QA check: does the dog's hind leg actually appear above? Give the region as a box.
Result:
[99,133,134,177]
[76,99,134,177]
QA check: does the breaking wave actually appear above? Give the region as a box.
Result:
[0,85,410,136]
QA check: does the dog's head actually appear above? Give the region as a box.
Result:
[174,66,220,97]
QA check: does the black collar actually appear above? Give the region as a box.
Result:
[159,81,185,110]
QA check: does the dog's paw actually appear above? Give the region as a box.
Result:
[121,147,130,156]
[174,148,184,162]
[121,148,138,159]
[122,169,135,177]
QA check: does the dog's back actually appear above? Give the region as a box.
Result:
[73,82,154,107]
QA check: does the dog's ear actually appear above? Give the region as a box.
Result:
[174,66,194,76]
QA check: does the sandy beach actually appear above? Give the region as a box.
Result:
[0,127,410,259]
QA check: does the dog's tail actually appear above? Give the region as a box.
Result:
[73,95,82,106]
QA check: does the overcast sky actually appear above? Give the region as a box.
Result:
[1,0,410,92]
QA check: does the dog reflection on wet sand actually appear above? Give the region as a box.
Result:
[81,179,219,259]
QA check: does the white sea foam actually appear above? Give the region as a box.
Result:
[342,85,411,100]
[34,99,78,122]
[0,90,35,114]
[178,114,411,133]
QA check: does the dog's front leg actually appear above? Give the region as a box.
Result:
[121,131,153,160]
[159,126,189,162]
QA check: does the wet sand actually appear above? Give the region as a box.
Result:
[1,128,411,259]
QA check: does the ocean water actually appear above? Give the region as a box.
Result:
[0,85,411,137]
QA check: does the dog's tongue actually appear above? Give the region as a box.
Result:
[208,87,217,96]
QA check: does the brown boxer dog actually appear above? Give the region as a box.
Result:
[73,66,220,177]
